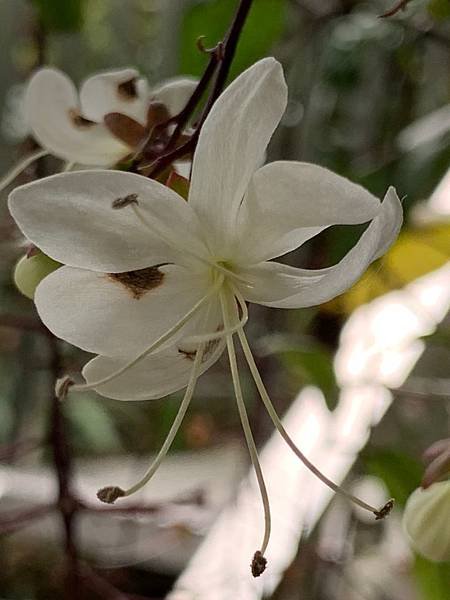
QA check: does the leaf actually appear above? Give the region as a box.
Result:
[323,223,450,315]
[278,348,338,407]
[32,0,85,32]
[363,449,423,507]
[179,0,286,79]
[413,555,450,600]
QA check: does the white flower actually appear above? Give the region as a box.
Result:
[24,66,197,166]
[8,57,401,571]
[403,481,450,562]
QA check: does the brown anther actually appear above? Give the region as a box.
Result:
[251,551,267,577]
[178,348,197,361]
[97,486,125,504]
[374,498,395,520]
[118,77,138,100]
[112,193,139,209]
[55,375,74,400]
[68,109,95,128]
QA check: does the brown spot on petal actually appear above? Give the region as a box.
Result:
[68,108,96,128]
[109,266,164,299]
[117,77,138,100]
[104,112,147,148]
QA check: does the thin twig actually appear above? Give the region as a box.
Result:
[146,0,255,178]
[379,0,411,18]
[47,335,81,599]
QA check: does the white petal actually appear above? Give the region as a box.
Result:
[25,68,128,166]
[189,58,288,254]
[82,326,225,401]
[79,68,150,124]
[234,161,381,264]
[8,170,209,272]
[236,187,403,308]
[35,264,213,357]
[151,77,198,116]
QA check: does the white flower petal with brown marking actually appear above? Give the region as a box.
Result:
[24,66,199,167]
[8,58,403,570]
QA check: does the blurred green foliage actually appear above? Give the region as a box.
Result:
[364,449,423,506]
[413,555,450,600]
[31,0,85,32]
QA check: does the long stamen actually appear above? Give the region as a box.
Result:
[220,290,271,576]
[61,274,224,396]
[97,343,206,504]
[236,319,394,520]
[0,149,49,193]
[182,295,248,345]
[131,204,208,267]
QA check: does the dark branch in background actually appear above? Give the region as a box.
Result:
[3,0,255,597]
[379,0,411,18]
[47,335,81,600]
[145,0,255,178]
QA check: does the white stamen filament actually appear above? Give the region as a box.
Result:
[131,203,251,286]
[0,149,49,193]
[131,204,208,268]
[121,343,206,497]
[220,289,271,557]
[235,311,382,516]
[69,274,224,394]
[182,296,248,346]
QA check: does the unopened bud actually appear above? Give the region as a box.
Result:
[14,252,60,299]
[402,481,450,562]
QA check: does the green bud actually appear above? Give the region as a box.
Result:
[14,252,61,299]
[402,481,450,562]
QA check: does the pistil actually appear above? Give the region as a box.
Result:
[232,295,394,520]
[220,289,271,576]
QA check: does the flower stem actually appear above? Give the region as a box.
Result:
[220,290,271,563]
[236,318,392,519]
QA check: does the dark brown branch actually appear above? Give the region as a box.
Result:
[379,0,411,18]
[164,50,220,151]
[147,0,255,179]
[47,336,81,599]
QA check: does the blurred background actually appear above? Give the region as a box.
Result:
[0,0,449,598]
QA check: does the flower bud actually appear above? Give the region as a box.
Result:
[402,481,450,562]
[14,252,60,299]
